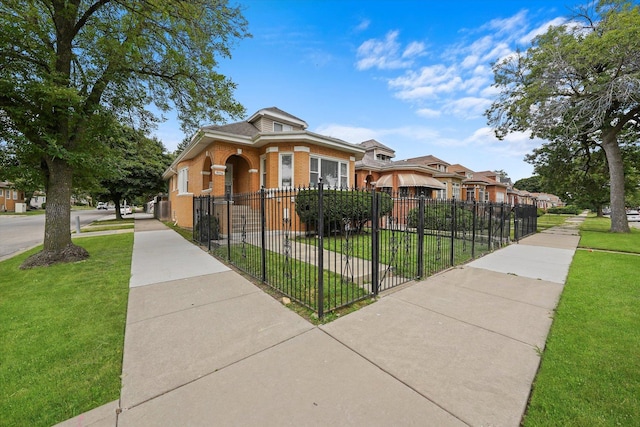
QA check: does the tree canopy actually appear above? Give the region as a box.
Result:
[93,122,172,219]
[486,0,640,232]
[0,0,249,267]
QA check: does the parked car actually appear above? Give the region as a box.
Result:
[120,205,132,215]
[627,210,640,222]
[97,202,108,210]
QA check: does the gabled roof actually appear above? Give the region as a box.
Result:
[201,121,259,137]
[402,155,450,166]
[247,107,308,129]
[359,139,395,152]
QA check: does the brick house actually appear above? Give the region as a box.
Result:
[163,107,365,228]
[0,181,25,212]
[354,140,449,198]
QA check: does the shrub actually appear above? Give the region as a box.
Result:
[546,205,580,215]
[537,208,545,217]
[194,214,219,241]
[407,202,475,232]
[295,189,393,234]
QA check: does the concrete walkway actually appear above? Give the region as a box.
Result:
[57,214,583,427]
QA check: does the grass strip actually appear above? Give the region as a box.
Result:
[0,234,133,426]
[579,216,640,253]
[213,243,369,314]
[536,213,570,230]
[523,220,640,426]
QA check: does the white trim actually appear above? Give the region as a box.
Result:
[279,153,294,188]
[294,146,310,152]
[212,164,227,171]
[266,146,279,153]
[248,169,258,173]
[349,156,356,161]
[201,171,211,175]
[310,155,349,188]
[248,109,308,128]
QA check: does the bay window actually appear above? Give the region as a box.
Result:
[310,156,348,188]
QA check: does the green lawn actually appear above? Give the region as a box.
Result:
[0,234,133,427]
[523,217,640,426]
[212,243,369,315]
[299,228,493,279]
[536,213,570,231]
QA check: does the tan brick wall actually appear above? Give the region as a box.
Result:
[168,140,359,227]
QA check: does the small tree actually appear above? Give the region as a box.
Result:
[94,123,172,219]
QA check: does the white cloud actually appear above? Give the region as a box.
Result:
[416,108,441,118]
[314,124,378,143]
[314,123,442,145]
[444,97,492,119]
[519,17,567,45]
[356,30,424,70]
[389,65,463,100]
[464,127,541,157]
[354,18,370,32]
[483,10,529,39]
[402,41,426,58]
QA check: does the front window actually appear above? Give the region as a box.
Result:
[260,156,267,188]
[13,190,18,200]
[178,167,189,194]
[466,187,475,201]
[280,153,293,188]
[274,122,293,132]
[310,156,348,188]
[452,182,461,199]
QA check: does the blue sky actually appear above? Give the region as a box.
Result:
[154,0,575,182]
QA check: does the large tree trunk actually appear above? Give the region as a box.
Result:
[602,133,630,233]
[21,157,89,268]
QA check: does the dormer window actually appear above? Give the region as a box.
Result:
[273,122,292,132]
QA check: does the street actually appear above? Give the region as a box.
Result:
[0,209,112,261]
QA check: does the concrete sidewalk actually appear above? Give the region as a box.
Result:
[58,215,583,427]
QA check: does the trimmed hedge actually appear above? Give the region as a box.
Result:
[407,203,475,232]
[546,206,580,215]
[295,189,393,234]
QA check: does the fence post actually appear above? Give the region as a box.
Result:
[514,205,520,242]
[205,196,210,251]
[450,200,456,266]
[371,187,379,295]
[260,186,266,283]
[471,201,477,258]
[499,203,504,246]
[317,179,325,318]
[417,195,425,279]
[488,203,493,250]
[226,189,231,260]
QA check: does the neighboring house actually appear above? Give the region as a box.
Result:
[531,192,564,210]
[0,181,25,212]
[354,141,524,205]
[354,141,448,198]
[163,107,365,228]
[30,191,46,209]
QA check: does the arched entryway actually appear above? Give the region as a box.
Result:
[224,155,252,196]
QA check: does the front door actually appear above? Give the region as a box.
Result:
[225,163,233,196]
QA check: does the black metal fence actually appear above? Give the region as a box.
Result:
[193,185,537,317]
